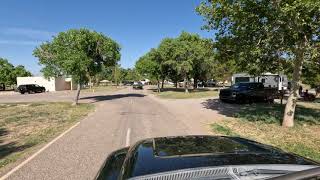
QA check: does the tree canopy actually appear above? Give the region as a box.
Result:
[135,32,216,92]
[197,0,320,127]
[33,28,121,104]
[0,58,31,87]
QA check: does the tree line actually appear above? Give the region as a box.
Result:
[0,58,31,89]
[135,32,219,93]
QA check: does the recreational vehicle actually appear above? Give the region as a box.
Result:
[232,73,289,91]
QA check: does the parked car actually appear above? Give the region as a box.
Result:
[95,136,320,180]
[132,82,143,89]
[123,81,134,86]
[206,80,217,87]
[17,84,46,94]
[219,82,277,103]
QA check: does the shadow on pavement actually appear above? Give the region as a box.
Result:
[148,87,213,93]
[201,99,241,117]
[80,93,146,102]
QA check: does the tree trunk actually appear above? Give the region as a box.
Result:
[89,76,92,89]
[193,77,198,89]
[175,81,178,88]
[72,83,81,106]
[157,79,161,93]
[184,76,188,93]
[161,78,165,90]
[282,48,305,127]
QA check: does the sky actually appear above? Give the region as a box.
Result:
[0,0,214,75]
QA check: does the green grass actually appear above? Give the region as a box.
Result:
[211,102,320,161]
[211,123,238,136]
[234,102,320,125]
[0,102,94,169]
[81,85,124,93]
[152,88,219,99]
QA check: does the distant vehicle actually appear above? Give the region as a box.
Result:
[17,84,46,94]
[0,83,5,91]
[95,136,320,180]
[219,82,277,103]
[123,81,134,86]
[232,73,289,91]
[140,79,151,85]
[206,80,217,87]
[132,82,143,89]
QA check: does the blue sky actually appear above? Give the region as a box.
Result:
[0,0,214,75]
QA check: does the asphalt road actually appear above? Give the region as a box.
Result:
[3,88,197,180]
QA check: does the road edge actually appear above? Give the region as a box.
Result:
[0,122,81,180]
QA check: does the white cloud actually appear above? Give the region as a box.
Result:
[0,27,56,41]
[0,39,39,46]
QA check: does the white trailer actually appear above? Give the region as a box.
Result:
[232,73,289,91]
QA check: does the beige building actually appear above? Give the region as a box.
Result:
[17,76,76,92]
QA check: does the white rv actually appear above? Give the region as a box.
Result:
[231,73,289,91]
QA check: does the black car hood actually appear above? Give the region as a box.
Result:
[122,136,318,179]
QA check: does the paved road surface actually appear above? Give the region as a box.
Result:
[4,88,206,180]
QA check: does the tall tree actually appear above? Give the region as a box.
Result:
[0,58,15,86]
[136,49,162,92]
[177,32,215,89]
[34,28,121,105]
[12,65,32,83]
[0,58,32,87]
[157,38,178,90]
[197,0,320,127]
[124,68,141,82]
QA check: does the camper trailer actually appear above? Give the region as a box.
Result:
[232,73,289,91]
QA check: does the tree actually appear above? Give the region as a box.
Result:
[12,65,32,84]
[302,57,320,89]
[177,32,215,89]
[136,49,162,92]
[0,58,32,87]
[124,68,140,82]
[0,58,15,86]
[136,32,216,92]
[13,65,32,77]
[34,28,121,105]
[197,0,320,127]
[157,38,179,90]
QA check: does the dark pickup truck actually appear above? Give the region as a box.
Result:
[17,84,46,94]
[219,82,277,103]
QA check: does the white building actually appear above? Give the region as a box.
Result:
[17,76,76,92]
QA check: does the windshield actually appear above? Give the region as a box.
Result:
[230,83,248,89]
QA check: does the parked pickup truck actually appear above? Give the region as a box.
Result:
[219,82,277,103]
[17,84,46,94]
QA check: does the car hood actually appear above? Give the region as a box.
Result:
[121,136,318,178]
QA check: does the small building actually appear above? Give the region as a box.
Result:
[17,76,76,92]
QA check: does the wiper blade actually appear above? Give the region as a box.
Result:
[238,169,293,176]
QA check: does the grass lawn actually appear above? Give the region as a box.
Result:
[210,102,320,161]
[151,87,219,99]
[0,102,94,169]
[82,85,124,93]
